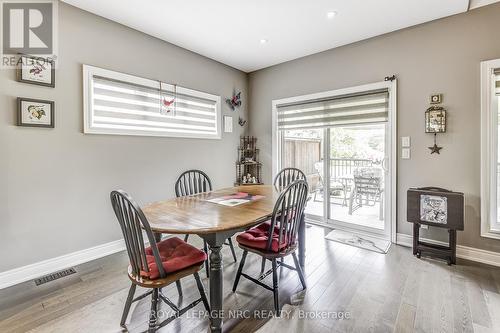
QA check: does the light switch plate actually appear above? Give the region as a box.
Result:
[224,116,233,133]
[401,148,410,159]
[401,136,410,147]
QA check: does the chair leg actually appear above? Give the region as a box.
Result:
[203,241,210,278]
[342,185,348,206]
[120,283,136,328]
[184,234,189,242]
[272,259,280,315]
[292,252,307,290]
[175,280,183,298]
[194,272,210,311]
[348,189,355,215]
[227,237,237,262]
[149,288,159,332]
[259,258,266,275]
[232,250,248,292]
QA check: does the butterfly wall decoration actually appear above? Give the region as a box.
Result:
[226,92,242,111]
[238,117,247,127]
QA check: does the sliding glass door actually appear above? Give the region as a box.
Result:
[281,129,325,219]
[275,82,395,239]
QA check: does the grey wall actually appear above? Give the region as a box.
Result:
[0,3,247,272]
[2,2,500,274]
[248,4,500,252]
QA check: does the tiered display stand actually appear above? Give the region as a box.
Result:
[235,136,262,186]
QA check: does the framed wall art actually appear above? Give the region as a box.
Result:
[17,98,55,128]
[17,55,55,87]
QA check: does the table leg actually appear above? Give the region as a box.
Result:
[298,213,306,267]
[208,245,222,332]
[449,229,457,265]
[413,223,419,256]
[202,233,228,333]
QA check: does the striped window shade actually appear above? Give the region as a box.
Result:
[277,89,389,130]
[83,65,221,139]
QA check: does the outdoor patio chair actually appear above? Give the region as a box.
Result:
[313,161,348,206]
[348,167,384,220]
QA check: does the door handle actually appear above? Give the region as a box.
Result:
[382,157,389,173]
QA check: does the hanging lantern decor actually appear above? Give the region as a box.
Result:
[425,105,446,154]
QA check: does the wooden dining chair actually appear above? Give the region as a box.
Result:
[110,190,210,332]
[273,167,306,190]
[175,170,238,278]
[259,167,307,275]
[232,180,309,314]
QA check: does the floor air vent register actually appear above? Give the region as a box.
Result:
[34,268,77,286]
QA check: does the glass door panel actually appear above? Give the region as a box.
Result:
[328,124,387,230]
[281,129,324,219]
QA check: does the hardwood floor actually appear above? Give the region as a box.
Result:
[0,225,499,333]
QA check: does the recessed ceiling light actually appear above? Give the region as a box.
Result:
[260,39,268,44]
[327,11,337,19]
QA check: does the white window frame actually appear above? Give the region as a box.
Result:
[480,58,500,239]
[271,80,397,243]
[82,65,222,139]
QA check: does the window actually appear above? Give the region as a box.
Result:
[83,65,221,139]
[480,59,500,239]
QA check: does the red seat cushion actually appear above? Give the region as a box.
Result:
[236,221,290,252]
[141,237,207,280]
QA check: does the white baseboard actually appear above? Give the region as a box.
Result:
[1,232,498,290]
[396,233,500,267]
[0,239,126,290]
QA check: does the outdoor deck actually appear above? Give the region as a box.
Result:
[305,192,384,230]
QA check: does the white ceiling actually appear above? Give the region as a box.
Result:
[62,0,499,73]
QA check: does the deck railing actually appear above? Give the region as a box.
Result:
[282,138,379,187]
[329,158,373,181]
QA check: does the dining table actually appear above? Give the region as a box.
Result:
[142,184,306,333]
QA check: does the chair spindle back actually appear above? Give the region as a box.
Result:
[273,168,307,191]
[175,170,213,197]
[110,190,166,279]
[267,180,309,253]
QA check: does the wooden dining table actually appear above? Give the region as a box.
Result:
[142,184,306,333]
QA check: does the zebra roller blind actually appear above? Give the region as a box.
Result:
[277,89,389,130]
[83,65,221,139]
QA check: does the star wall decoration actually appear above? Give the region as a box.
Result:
[428,143,443,154]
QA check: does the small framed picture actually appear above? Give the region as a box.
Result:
[430,93,442,104]
[17,98,55,128]
[17,55,55,87]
